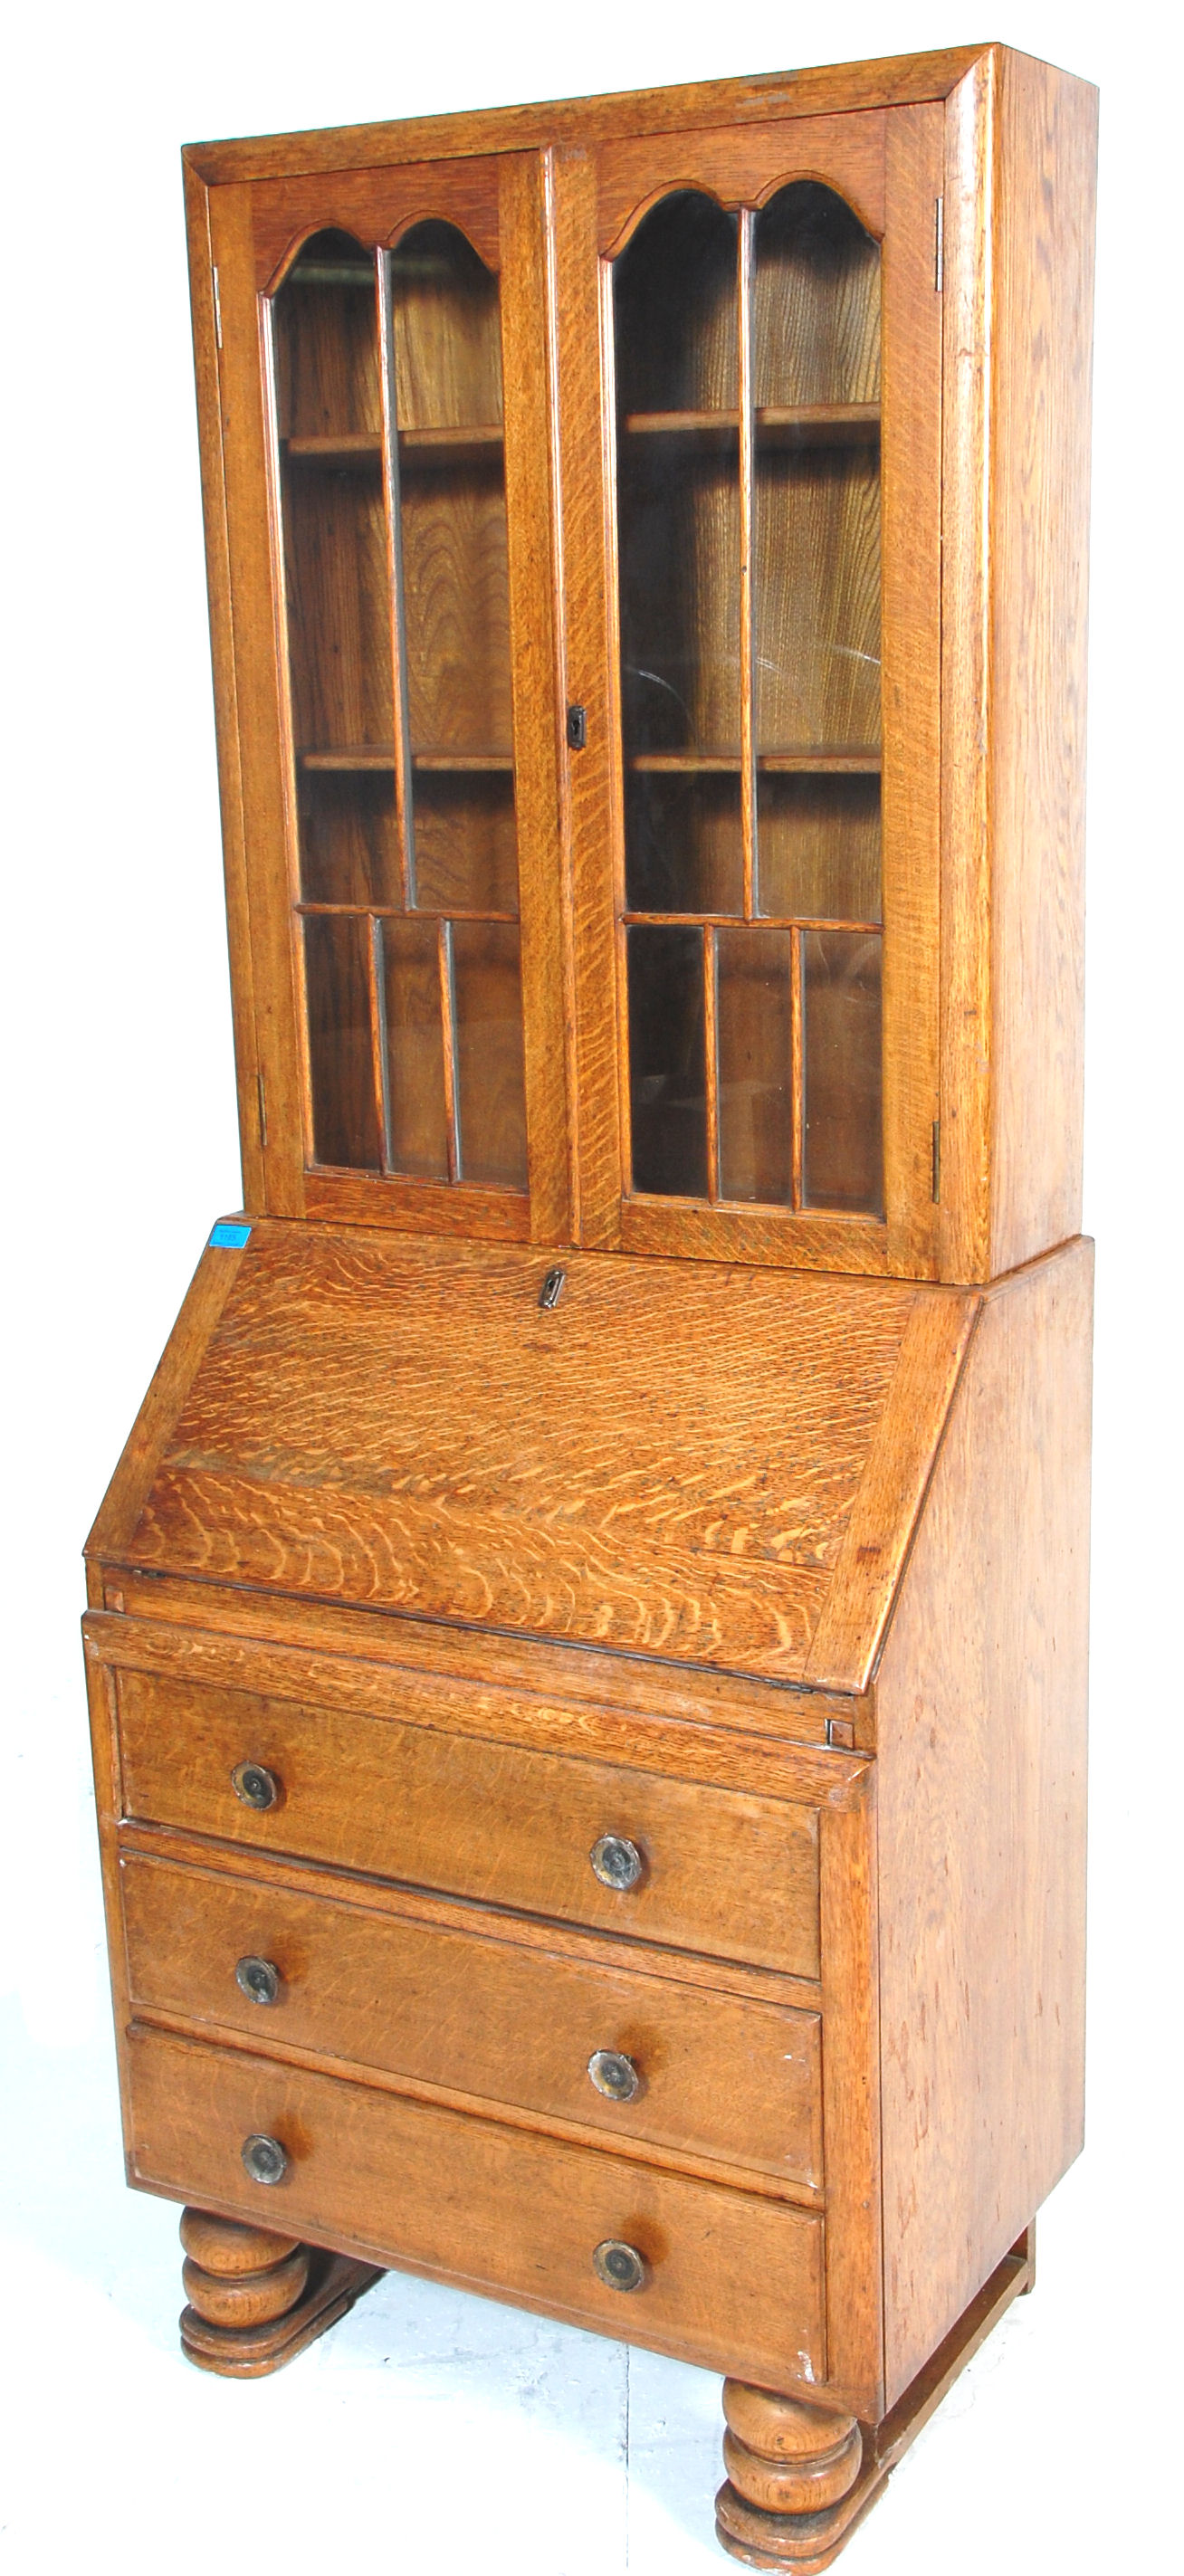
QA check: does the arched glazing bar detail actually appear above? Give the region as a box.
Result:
[271,222,528,1191]
[614,182,883,1218]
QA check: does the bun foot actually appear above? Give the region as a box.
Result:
[177,2208,382,2378]
[715,2385,877,2571]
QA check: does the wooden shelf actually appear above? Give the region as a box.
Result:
[628,753,741,773]
[623,911,882,932]
[757,403,880,447]
[412,750,514,772]
[626,751,881,775]
[622,405,880,446]
[399,425,503,467]
[759,749,881,774]
[284,426,503,470]
[298,749,514,774]
[285,434,383,465]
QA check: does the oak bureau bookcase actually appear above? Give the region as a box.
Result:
[82,42,1095,2569]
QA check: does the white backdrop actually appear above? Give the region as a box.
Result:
[3,5,1179,2571]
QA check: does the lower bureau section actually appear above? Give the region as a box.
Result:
[127,2023,828,2389]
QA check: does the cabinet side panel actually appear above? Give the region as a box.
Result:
[988,57,1097,1276]
[875,1236,1091,2404]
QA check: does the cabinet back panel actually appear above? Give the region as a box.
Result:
[400,463,514,756]
[284,462,393,751]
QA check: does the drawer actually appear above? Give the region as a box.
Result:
[121,1851,824,2187]
[117,1670,820,1977]
[126,2022,827,2388]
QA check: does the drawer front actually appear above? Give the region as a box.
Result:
[126,2023,826,2387]
[117,1671,820,1977]
[121,1852,824,2187]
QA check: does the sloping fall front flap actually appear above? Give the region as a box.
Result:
[88,1221,981,1692]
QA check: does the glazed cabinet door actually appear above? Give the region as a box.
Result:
[554,108,943,1276]
[202,158,569,1242]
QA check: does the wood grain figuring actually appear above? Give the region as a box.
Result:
[128,2023,828,2391]
[110,1223,977,1684]
[85,1238,248,1561]
[121,1850,825,2187]
[185,53,991,187]
[553,145,626,1245]
[114,1665,822,1977]
[618,1199,888,1275]
[118,1812,827,2013]
[597,115,886,255]
[183,165,264,1211]
[804,1287,980,1690]
[249,160,506,291]
[301,1168,530,1236]
[874,1237,1092,2403]
[987,53,1096,1277]
[86,1594,869,1759]
[816,1782,882,2414]
[940,51,1097,1283]
[209,183,310,1215]
[499,150,575,1245]
[879,106,943,1280]
[937,53,995,1283]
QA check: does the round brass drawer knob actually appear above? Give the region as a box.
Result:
[232,1760,280,1811]
[241,2133,288,2187]
[587,2049,639,2103]
[589,1833,643,1892]
[593,2238,646,2293]
[235,1954,281,2008]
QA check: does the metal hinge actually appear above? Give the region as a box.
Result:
[931,1118,941,1203]
[257,1069,268,1150]
[212,263,223,348]
[934,198,944,293]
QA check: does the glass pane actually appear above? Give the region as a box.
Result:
[614,191,739,415]
[303,913,379,1170]
[802,930,883,1216]
[274,233,392,762]
[392,224,517,781]
[273,219,530,1206]
[413,773,518,915]
[626,926,707,1197]
[625,771,742,915]
[753,179,882,835]
[382,918,448,1180]
[753,442,880,754]
[717,929,793,1205]
[452,921,528,1188]
[616,195,740,936]
[391,219,503,430]
[757,775,881,922]
[617,435,740,759]
[754,182,881,409]
[298,770,399,907]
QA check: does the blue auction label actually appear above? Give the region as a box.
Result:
[208,1221,252,1249]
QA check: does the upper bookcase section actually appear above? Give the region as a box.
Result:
[184,44,1097,1287]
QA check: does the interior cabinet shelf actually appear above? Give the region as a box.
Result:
[297,748,514,772]
[284,425,504,467]
[622,404,880,445]
[625,750,882,774]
